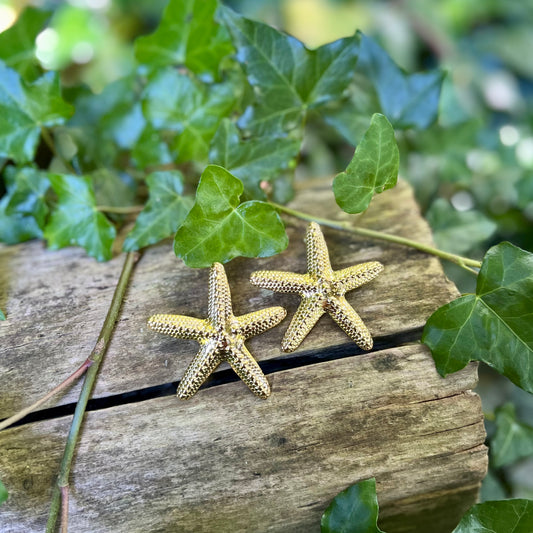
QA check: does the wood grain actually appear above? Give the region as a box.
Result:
[0,345,486,533]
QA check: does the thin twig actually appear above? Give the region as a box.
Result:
[46,251,140,533]
[0,360,92,431]
[271,202,483,272]
[96,205,145,214]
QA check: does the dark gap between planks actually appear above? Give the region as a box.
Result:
[2,328,422,429]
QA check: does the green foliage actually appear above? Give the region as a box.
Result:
[0,63,73,164]
[0,7,50,80]
[491,403,533,469]
[0,309,5,321]
[134,0,232,80]
[452,499,533,532]
[44,174,115,261]
[333,113,399,213]
[0,480,7,504]
[423,242,533,392]
[321,478,385,533]
[221,6,360,135]
[123,171,193,251]
[174,165,287,267]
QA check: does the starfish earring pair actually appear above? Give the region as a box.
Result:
[148,222,383,399]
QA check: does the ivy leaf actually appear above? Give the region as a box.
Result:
[208,119,299,199]
[333,113,399,214]
[422,242,533,393]
[0,309,5,320]
[91,169,137,211]
[491,403,533,469]
[174,165,288,267]
[357,34,444,130]
[426,199,497,255]
[0,63,73,164]
[123,171,193,252]
[321,478,386,533]
[44,174,116,261]
[131,124,173,170]
[0,480,7,504]
[221,6,359,135]
[134,0,232,80]
[452,500,533,532]
[142,69,237,162]
[5,167,51,228]
[0,7,50,80]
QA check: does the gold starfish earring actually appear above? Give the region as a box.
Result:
[250,222,383,352]
[148,262,286,399]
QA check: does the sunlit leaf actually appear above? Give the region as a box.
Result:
[453,499,533,532]
[0,63,73,164]
[221,6,359,135]
[0,480,7,504]
[142,69,237,162]
[174,165,287,267]
[333,113,399,213]
[321,478,385,533]
[491,403,533,469]
[134,0,232,80]
[423,242,533,393]
[0,7,50,80]
[123,171,193,252]
[44,174,116,261]
[208,119,299,199]
[357,34,444,130]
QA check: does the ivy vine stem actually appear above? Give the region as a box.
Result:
[46,251,140,533]
[96,205,145,214]
[270,202,483,273]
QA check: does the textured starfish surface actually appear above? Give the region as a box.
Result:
[251,222,383,352]
[148,262,286,400]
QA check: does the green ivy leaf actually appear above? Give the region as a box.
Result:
[134,0,232,80]
[0,479,7,504]
[91,169,137,211]
[0,309,6,320]
[333,113,399,214]
[426,199,497,255]
[0,63,73,164]
[174,165,288,267]
[208,119,299,199]
[131,124,173,170]
[221,6,359,135]
[321,478,385,533]
[422,242,533,393]
[452,500,533,532]
[123,171,193,252]
[44,174,116,261]
[142,69,237,162]
[0,7,50,80]
[357,34,444,130]
[491,403,533,469]
[5,167,51,228]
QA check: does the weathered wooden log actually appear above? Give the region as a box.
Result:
[0,179,487,532]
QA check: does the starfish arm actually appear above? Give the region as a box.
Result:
[333,261,384,294]
[177,341,222,399]
[234,306,287,339]
[147,314,210,341]
[250,271,315,294]
[281,295,326,353]
[225,345,271,399]
[208,263,234,329]
[327,296,373,350]
[305,222,334,280]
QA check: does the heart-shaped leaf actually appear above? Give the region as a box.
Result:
[208,119,300,199]
[423,242,533,393]
[221,6,359,135]
[452,500,533,532]
[491,403,533,469]
[333,113,399,213]
[123,171,193,251]
[0,63,73,164]
[44,174,116,261]
[134,0,232,80]
[321,478,385,533]
[357,34,444,130]
[174,165,288,267]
